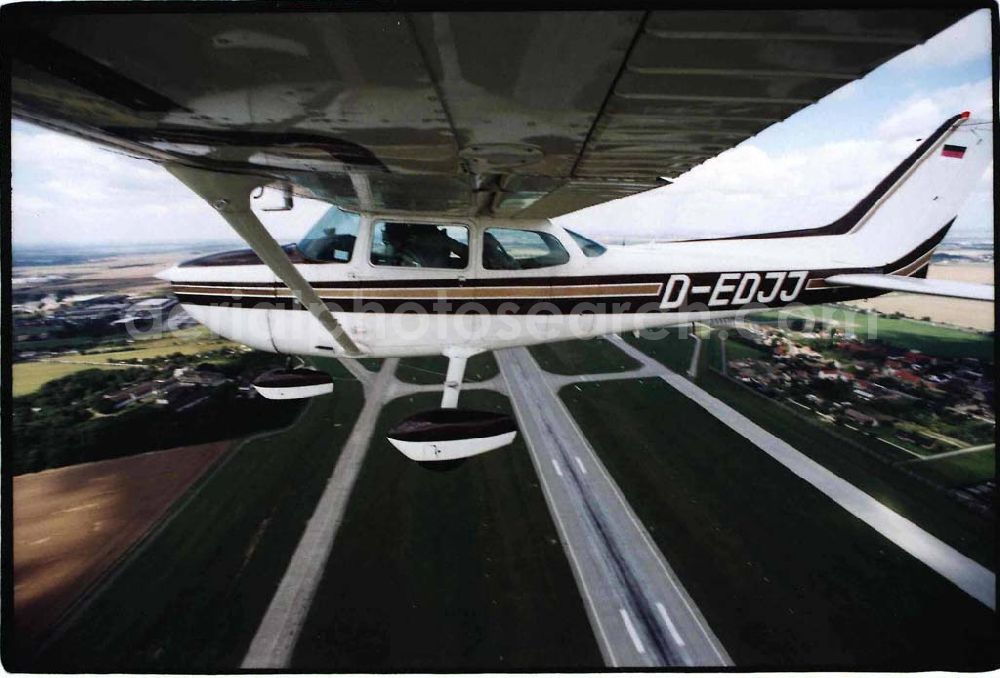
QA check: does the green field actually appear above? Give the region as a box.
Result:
[358,358,384,372]
[561,378,999,669]
[50,340,233,364]
[694,370,994,565]
[24,361,365,672]
[291,389,601,671]
[705,333,771,365]
[14,329,239,397]
[395,351,499,385]
[911,446,996,488]
[621,329,701,373]
[529,337,640,375]
[751,306,993,361]
[622,331,994,567]
[13,361,134,397]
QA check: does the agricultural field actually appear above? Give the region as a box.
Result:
[14,328,239,397]
[12,441,232,658]
[847,264,994,332]
[561,378,999,669]
[13,361,134,397]
[529,336,640,375]
[291,389,601,671]
[395,351,499,385]
[21,361,365,672]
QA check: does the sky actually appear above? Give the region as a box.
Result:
[11,9,995,247]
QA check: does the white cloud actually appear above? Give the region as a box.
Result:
[884,9,992,71]
[876,78,993,140]
[11,123,326,245]
[562,79,993,241]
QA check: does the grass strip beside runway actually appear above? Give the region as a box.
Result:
[561,377,998,669]
[623,332,995,568]
[395,351,499,384]
[290,389,602,671]
[530,337,640,375]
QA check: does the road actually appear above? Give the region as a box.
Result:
[497,347,731,668]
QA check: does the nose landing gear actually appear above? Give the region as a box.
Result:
[386,349,518,463]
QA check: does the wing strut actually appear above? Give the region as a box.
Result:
[165,163,365,356]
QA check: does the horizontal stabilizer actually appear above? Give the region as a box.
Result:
[824,274,994,301]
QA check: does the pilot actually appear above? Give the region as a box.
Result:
[383,223,468,268]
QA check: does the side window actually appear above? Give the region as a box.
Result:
[483,228,570,270]
[296,207,360,262]
[371,222,469,269]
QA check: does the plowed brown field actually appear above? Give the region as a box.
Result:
[13,441,232,650]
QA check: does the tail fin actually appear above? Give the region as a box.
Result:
[692,113,990,261]
[850,112,990,261]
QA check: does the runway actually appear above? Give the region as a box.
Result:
[497,347,730,668]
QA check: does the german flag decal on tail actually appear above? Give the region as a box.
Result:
[941,144,966,159]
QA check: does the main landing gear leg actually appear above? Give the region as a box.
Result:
[386,349,518,465]
[441,351,468,409]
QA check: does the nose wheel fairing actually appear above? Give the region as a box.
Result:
[388,349,519,463]
[387,409,517,462]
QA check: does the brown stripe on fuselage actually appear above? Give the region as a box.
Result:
[807,245,937,290]
[171,282,663,300]
[890,250,934,277]
[171,285,277,297]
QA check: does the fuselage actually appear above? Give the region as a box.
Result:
[158,211,939,358]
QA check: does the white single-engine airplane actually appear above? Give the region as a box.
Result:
[8,7,993,463]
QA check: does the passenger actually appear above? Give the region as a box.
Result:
[483,231,519,270]
[406,224,468,268]
[382,223,422,267]
[383,223,468,268]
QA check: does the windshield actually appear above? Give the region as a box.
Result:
[296,207,360,262]
[565,228,607,257]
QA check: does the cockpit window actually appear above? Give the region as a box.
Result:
[565,228,607,257]
[371,222,469,269]
[483,228,570,270]
[297,207,360,262]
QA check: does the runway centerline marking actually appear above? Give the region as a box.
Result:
[574,456,588,475]
[551,458,565,478]
[619,609,645,654]
[656,602,686,648]
[498,357,619,667]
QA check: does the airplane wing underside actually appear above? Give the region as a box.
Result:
[7,8,973,218]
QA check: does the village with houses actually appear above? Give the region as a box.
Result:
[720,311,994,513]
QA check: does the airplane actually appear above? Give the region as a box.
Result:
[7,6,994,463]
